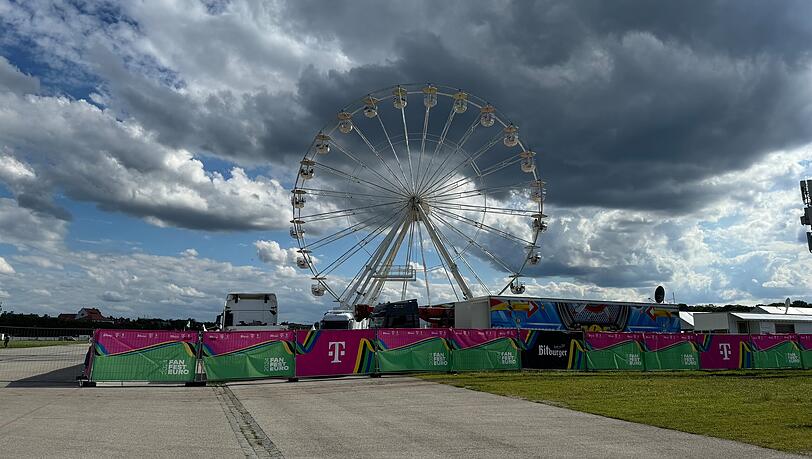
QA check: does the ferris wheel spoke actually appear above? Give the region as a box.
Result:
[431,206,535,246]
[416,105,456,193]
[431,218,491,294]
[298,187,401,205]
[316,206,408,278]
[304,213,391,251]
[352,124,411,193]
[417,208,473,299]
[427,181,535,202]
[427,154,524,199]
[301,200,404,222]
[400,105,416,193]
[415,106,430,195]
[348,213,412,306]
[330,140,410,196]
[416,116,480,196]
[430,211,518,275]
[377,115,413,194]
[422,131,503,197]
[312,160,406,198]
[430,201,539,217]
[422,222,461,302]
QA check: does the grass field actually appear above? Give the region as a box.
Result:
[420,370,812,455]
[3,339,89,349]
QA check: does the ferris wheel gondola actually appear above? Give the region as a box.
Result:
[291,83,548,309]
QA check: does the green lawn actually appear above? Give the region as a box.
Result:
[419,370,812,455]
[3,339,89,349]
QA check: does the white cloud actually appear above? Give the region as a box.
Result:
[0,256,15,274]
[180,248,198,257]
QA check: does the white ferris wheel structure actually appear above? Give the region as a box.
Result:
[291,83,547,309]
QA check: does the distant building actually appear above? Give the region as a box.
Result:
[753,305,812,316]
[693,312,812,334]
[76,308,107,321]
[678,311,708,331]
[58,313,77,321]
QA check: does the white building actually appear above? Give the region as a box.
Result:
[693,312,812,334]
[678,311,708,331]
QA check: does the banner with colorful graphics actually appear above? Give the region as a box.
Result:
[519,330,584,369]
[489,297,680,332]
[375,328,450,373]
[201,331,295,381]
[449,329,520,372]
[799,335,812,369]
[750,334,802,369]
[696,334,752,370]
[90,330,198,382]
[295,330,375,377]
[584,332,645,370]
[643,333,700,370]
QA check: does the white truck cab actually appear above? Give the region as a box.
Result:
[218,293,281,331]
[317,309,368,330]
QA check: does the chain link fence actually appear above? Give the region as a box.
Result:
[0,326,93,385]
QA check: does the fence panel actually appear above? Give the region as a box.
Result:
[643,333,700,371]
[202,331,295,381]
[0,326,93,384]
[800,335,812,369]
[90,330,197,382]
[449,329,520,372]
[585,332,645,370]
[750,334,803,369]
[294,329,375,378]
[696,334,752,370]
[519,330,584,369]
[375,328,450,373]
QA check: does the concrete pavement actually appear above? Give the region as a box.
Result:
[229,376,801,459]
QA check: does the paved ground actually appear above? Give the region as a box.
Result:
[230,376,802,459]
[0,344,88,384]
[0,347,803,458]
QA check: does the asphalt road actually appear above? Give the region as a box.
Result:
[230,376,801,459]
[0,348,802,458]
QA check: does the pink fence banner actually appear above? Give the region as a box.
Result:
[697,334,752,369]
[800,335,812,350]
[449,328,518,348]
[295,329,375,378]
[376,328,450,349]
[94,329,198,355]
[642,333,699,352]
[585,332,644,350]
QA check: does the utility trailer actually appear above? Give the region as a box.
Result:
[217,293,281,331]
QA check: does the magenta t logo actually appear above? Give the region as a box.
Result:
[328,341,346,363]
[719,343,732,360]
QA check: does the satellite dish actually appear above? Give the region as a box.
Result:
[654,286,665,304]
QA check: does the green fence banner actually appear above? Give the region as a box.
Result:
[751,335,803,369]
[375,329,450,373]
[202,331,295,381]
[643,333,700,371]
[585,332,644,371]
[90,330,197,382]
[449,329,520,372]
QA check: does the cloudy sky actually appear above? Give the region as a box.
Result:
[0,0,811,323]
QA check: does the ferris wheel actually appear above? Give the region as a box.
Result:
[291,83,547,309]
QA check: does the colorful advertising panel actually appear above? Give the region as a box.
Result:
[90,330,198,382]
[519,330,584,370]
[449,329,520,372]
[799,335,812,369]
[295,330,375,378]
[202,331,295,381]
[584,332,645,370]
[489,298,680,332]
[696,334,752,370]
[750,334,802,369]
[375,328,450,373]
[643,333,700,370]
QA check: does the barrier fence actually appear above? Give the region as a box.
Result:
[82,329,812,384]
